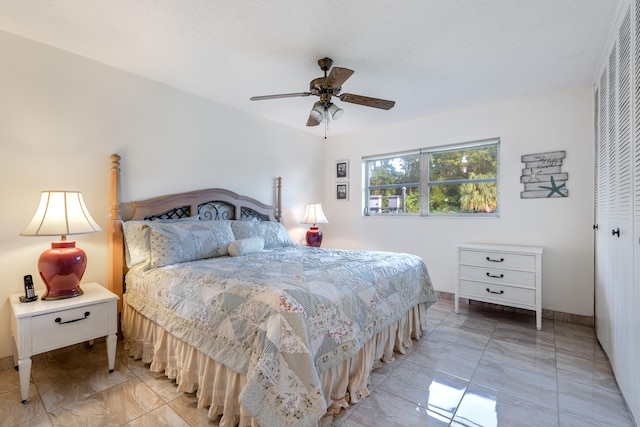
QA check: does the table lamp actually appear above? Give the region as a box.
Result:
[21,191,102,300]
[301,203,329,247]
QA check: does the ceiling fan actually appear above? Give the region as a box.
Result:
[250,58,395,127]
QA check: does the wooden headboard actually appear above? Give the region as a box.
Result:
[108,153,282,311]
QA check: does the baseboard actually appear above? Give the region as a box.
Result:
[437,291,594,327]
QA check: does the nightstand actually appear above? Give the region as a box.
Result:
[9,282,119,403]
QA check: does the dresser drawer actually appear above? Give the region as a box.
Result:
[459,250,536,271]
[459,265,536,288]
[31,302,110,354]
[459,280,536,307]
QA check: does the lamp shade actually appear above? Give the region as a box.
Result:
[301,203,328,247]
[302,203,329,225]
[21,191,101,300]
[310,104,325,123]
[21,191,102,238]
[327,103,343,120]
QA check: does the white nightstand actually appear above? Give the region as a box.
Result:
[9,282,119,403]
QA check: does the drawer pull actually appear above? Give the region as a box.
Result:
[486,272,504,278]
[55,311,90,325]
[486,288,505,295]
[486,257,504,262]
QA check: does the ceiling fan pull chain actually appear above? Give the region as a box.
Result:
[324,115,328,139]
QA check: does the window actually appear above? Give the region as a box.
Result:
[364,139,499,216]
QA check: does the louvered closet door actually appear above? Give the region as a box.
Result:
[595,63,612,357]
[594,4,635,403]
[596,2,639,420]
[613,9,634,403]
[632,0,640,418]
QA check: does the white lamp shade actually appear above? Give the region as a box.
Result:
[21,191,102,238]
[310,104,325,122]
[302,203,329,225]
[328,103,343,120]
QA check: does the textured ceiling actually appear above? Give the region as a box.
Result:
[0,1,622,137]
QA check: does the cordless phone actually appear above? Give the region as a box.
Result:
[20,274,38,303]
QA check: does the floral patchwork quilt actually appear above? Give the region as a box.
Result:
[124,246,437,427]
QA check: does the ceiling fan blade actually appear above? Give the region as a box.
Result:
[324,67,354,89]
[250,92,312,101]
[339,93,395,110]
[306,114,321,127]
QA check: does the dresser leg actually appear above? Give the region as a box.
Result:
[107,333,117,373]
[18,358,32,403]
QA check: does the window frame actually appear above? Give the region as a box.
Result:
[363,138,500,217]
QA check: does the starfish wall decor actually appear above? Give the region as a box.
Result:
[520,151,569,199]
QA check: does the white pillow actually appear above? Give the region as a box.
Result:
[228,237,265,257]
[148,220,235,268]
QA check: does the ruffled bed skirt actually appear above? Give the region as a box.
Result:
[122,298,429,427]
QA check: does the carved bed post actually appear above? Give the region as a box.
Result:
[276,176,282,223]
[108,154,124,313]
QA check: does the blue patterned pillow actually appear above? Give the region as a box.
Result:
[148,220,235,268]
[231,221,293,249]
[122,217,199,268]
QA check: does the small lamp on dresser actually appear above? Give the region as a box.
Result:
[21,191,102,300]
[301,203,329,247]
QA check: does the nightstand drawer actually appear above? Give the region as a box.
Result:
[459,265,536,288]
[32,302,110,354]
[459,250,536,271]
[459,280,536,306]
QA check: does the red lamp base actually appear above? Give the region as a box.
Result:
[39,240,86,300]
[306,226,323,247]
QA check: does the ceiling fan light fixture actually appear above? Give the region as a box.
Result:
[328,103,343,120]
[310,104,325,122]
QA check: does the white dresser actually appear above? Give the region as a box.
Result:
[455,243,543,330]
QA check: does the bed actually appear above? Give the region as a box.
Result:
[107,153,437,427]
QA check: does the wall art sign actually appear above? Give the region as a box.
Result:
[520,151,568,198]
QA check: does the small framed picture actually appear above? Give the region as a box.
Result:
[336,160,349,180]
[337,182,349,201]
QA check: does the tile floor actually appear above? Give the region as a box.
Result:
[0,299,636,427]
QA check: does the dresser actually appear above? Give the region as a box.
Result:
[9,282,119,403]
[455,243,543,330]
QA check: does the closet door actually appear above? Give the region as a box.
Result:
[612,10,634,402]
[632,0,640,418]
[594,5,635,414]
[594,64,612,357]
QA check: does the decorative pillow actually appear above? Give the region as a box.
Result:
[231,220,293,249]
[228,237,265,257]
[122,216,199,268]
[148,220,235,268]
[123,220,153,268]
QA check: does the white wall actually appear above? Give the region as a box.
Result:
[0,29,596,360]
[322,84,595,317]
[0,31,322,359]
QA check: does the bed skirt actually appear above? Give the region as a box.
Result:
[122,297,429,427]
